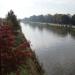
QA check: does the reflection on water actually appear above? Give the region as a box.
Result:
[21,23,75,75]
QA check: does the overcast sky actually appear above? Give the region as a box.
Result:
[0,0,75,18]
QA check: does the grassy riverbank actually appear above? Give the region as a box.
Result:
[25,21,75,27]
[25,21,75,31]
[23,21,75,37]
[7,19,45,75]
[12,30,44,75]
[0,21,44,75]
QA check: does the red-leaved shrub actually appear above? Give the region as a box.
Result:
[0,25,32,75]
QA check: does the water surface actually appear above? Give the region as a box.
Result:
[21,23,75,75]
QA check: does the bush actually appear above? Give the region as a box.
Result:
[0,25,32,75]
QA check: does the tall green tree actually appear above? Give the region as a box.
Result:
[6,10,21,30]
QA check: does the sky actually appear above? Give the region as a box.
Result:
[0,0,75,18]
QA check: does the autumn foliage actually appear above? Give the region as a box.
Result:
[0,24,32,75]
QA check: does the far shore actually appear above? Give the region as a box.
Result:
[23,21,75,29]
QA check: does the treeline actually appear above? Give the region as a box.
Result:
[24,14,75,25]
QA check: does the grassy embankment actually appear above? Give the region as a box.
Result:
[27,21,75,33]
[10,24,44,75]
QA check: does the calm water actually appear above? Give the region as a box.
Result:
[21,23,75,75]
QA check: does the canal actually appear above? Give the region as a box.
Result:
[21,23,75,75]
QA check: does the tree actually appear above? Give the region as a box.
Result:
[53,14,63,24]
[61,15,71,25]
[71,15,75,25]
[24,14,75,26]
[30,15,45,22]
[30,15,38,22]
[44,14,53,23]
[6,10,21,30]
[38,15,45,22]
